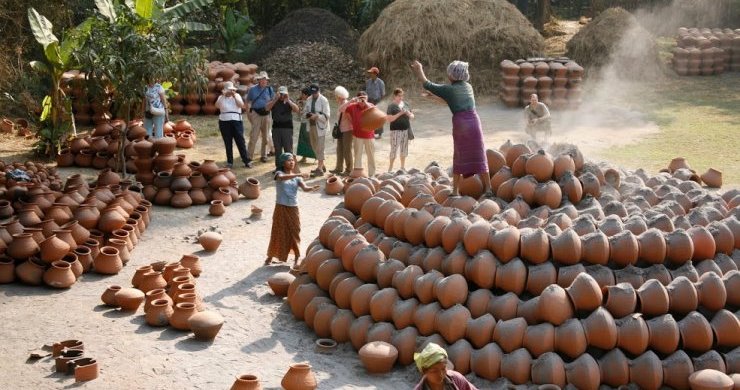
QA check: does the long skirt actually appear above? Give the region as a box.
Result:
[451,109,489,175]
[266,204,301,261]
[296,122,316,159]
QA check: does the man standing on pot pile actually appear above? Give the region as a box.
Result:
[266,86,300,173]
[524,93,552,144]
[246,71,276,164]
[301,84,330,177]
[365,67,386,139]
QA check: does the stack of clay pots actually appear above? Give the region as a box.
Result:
[285,141,739,387]
[0,166,154,288]
[0,117,32,137]
[169,62,258,116]
[60,70,115,126]
[166,119,197,149]
[673,27,740,76]
[499,58,583,110]
[99,253,224,340]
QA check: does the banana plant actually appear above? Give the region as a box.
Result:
[216,8,255,58]
[27,7,92,156]
[96,0,214,32]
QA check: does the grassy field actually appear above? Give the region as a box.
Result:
[601,72,739,187]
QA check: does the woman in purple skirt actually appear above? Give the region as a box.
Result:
[410,60,492,198]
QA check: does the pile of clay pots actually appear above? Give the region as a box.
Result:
[56,119,198,170]
[0,166,153,288]
[169,62,258,116]
[500,58,583,110]
[60,70,115,126]
[673,27,740,76]
[99,253,224,341]
[283,141,739,388]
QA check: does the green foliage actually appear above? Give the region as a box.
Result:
[215,8,256,60]
[244,0,391,33]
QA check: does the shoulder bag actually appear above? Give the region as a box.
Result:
[332,113,343,139]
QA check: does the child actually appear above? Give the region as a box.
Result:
[264,153,319,266]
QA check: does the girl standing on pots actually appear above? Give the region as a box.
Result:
[264,153,320,267]
[386,88,414,172]
[413,343,478,390]
[410,60,493,198]
[142,78,168,138]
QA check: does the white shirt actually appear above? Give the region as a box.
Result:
[301,94,331,135]
[215,94,244,122]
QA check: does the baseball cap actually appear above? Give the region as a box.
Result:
[308,84,320,94]
[278,86,289,95]
[367,67,380,74]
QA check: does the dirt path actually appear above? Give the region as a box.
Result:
[0,95,663,389]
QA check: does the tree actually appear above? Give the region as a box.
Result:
[27,7,92,156]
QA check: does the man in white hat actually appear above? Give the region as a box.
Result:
[215,81,252,168]
[266,86,299,171]
[301,84,330,176]
[245,71,276,163]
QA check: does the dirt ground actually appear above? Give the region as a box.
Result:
[0,91,675,390]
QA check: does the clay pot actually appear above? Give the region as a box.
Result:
[678,311,714,352]
[700,168,722,188]
[325,176,344,195]
[344,183,373,214]
[688,226,716,260]
[189,311,224,340]
[519,228,550,264]
[0,256,14,284]
[198,232,223,252]
[501,348,532,384]
[238,177,260,199]
[144,288,172,313]
[230,374,262,390]
[666,229,695,265]
[115,287,145,311]
[647,314,680,355]
[7,233,40,260]
[695,271,727,311]
[565,272,602,312]
[42,260,76,288]
[100,284,121,306]
[436,304,471,343]
[603,282,637,318]
[531,352,567,388]
[358,341,398,374]
[637,228,667,264]
[281,363,317,390]
[564,353,600,390]
[166,302,196,330]
[615,313,649,356]
[11,258,46,285]
[93,246,123,275]
[599,348,630,387]
[488,226,520,262]
[662,350,694,390]
[493,317,527,353]
[39,234,71,264]
[629,351,664,390]
[537,284,574,326]
[434,274,468,308]
[145,298,174,327]
[688,369,734,390]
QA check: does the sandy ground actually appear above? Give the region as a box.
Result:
[0,95,665,390]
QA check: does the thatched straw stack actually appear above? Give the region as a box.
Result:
[566,8,662,79]
[357,0,544,93]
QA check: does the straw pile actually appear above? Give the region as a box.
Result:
[566,8,661,79]
[357,0,544,93]
[251,8,359,61]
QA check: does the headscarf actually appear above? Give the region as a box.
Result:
[278,152,294,169]
[447,60,470,82]
[414,343,448,372]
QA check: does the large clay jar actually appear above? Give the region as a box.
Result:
[599,348,630,387]
[238,177,260,199]
[115,287,145,311]
[436,304,471,344]
[230,374,262,390]
[93,246,123,275]
[565,272,602,312]
[531,352,567,388]
[145,298,174,327]
[695,271,727,311]
[629,351,664,390]
[39,234,71,264]
[358,341,398,374]
[646,314,680,355]
[501,348,532,384]
[493,317,527,353]
[170,302,197,330]
[281,363,318,390]
[434,274,468,308]
[637,279,670,316]
[603,282,637,318]
[661,350,694,390]
[43,260,76,288]
[678,311,714,352]
[688,369,734,390]
[189,311,224,340]
[537,284,574,326]
[7,233,40,260]
[666,276,699,315]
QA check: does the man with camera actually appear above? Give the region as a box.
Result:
[215,81,251,168]
[246,71,276,163]
[300,84,330,177]
[266,86,300,171]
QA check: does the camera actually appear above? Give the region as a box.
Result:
[305,113,312,118]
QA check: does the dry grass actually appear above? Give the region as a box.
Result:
[357,0,544,93]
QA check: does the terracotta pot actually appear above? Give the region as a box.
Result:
[629,351,664,390]
[93,246,123,275]
[497,347,531,384]
[647,314,680,355]
[559,171,583,203]
[565,272,602,312]
[168,302,196,330]
[602,282,637,318]
[433,273,467,309]
[526,149,555,182]
[531,352,566,388]
[678,311,714,352]
[564,353,600,390]
[688,369,734,390]
[436,304,471,343]
[115,287,145,311]
[537,284,574,326]
[42,260,76,288]
[688,226,716,260]
[695,271,727,311]
[39,234,71,264]
[661,350,694,390]
[145,298,174,326]
[665,275,698,315]
[230,374,262,390]
[599,348,630,387]
[665,229,695,265]
[281,363,317,390]
[0,256,15,284]
[144,288,172,313]
[189,311,224,340]
[700,168,723,188]
[7,233,40,260]
[358,341,398,374]
[198,231,223,252]
[15,257,47,285]
[488,226,520,262]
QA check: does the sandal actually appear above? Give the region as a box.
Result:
[263,257,272,265]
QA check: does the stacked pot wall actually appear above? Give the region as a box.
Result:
[285,142,739,387]
[0,161,153,288]
[169,62,258,116]
[672,27,740,76]
[500,59,583,110]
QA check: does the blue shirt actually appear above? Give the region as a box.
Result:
[275,173,303,207]
[246,85,274,110]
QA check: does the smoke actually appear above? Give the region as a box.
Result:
[552,0,733,151]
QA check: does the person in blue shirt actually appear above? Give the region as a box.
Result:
[246,71,276,163]
[264,153,319,267]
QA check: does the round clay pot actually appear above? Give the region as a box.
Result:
[434,274,468,308]
[678,311,714,352]
[688,369,734,390]
[662,350,694,390]
[329,309,356,343]
[616,314,650,356]
[636,279,670,316]
[501,348,532,384]
[564,353,600,390]
[695,271,727,311]
[39,234,71,264]
[230,375,262,390]
[531,352,567,388]
[115,287,145,311]
[281,363,317,390]
[629,351,663,390]
[599,348,630,387]
[565,272,602,312]
[647,314,680,355]
[537,284,574,326]
[189,310,224,340]
[580,307,617,350]
[358,341,398,374]
[145,298,174,327]
[344,183,374,214]
[711,309,740,347]
[325,176,344,195]
[666,275,699,315]
[436,304,471,343]
[238,177,260,199]
[198,231,223,252]
[6,233,40,260]
[602,282,637,318]
[42,260,76,288]
[169,302,197,330]
[665,229,695,264]
[93,246,123,275]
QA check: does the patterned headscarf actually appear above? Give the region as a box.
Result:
[278,152,294,168]
[447,60,470,82]
[414,343,448,372]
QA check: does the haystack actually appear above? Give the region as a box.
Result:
[261,42,365,96]
[251,8,359,61]
[357,0,544,93]
[566,8,662,79]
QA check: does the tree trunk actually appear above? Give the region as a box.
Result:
[535,0,551,31]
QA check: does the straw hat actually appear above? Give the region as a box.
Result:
[221,81,237,93]
[255,71,270,80]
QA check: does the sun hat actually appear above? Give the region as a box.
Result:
[255,71,270,80]
[278,86,289,95]
[367,67,380,74]
[221,81,237,93]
